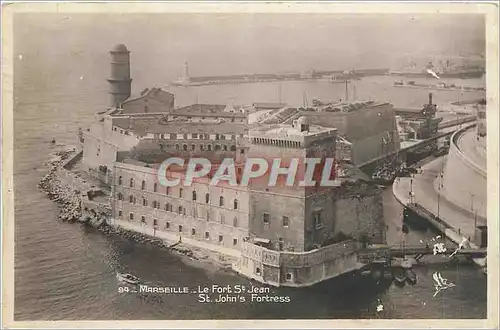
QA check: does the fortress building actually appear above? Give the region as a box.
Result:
[78,44,389,287]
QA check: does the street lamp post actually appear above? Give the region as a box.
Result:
[437,160,444,219]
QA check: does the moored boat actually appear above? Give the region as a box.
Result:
[116,273,140,285]
[405,269,417,285]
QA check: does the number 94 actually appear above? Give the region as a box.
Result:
[118,286,130,293]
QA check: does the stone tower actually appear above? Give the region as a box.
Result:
[107,44,132,108]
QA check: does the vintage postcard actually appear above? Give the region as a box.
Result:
[1,2,498,329]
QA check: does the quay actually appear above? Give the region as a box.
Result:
[392,124,487,270]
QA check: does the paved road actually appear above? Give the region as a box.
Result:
[393,156,483,244]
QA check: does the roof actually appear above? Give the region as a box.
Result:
[252,102,287,109]
[112,44,129,52]
[250,123,336,138]
[173,104,227,114]
[395,108,424,114]
[122,158,149,167]
[113,119,247,135]
[122,87,174,105]
[145,122,247,134]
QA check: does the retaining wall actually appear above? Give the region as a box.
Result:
[441,125,487,220]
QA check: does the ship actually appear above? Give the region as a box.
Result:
[388,60,485,79]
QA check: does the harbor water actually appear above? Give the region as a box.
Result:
[13,15,486,320]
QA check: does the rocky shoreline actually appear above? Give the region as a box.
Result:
[37,148,82,223]
[37,149,234,270]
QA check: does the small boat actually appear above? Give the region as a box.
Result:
[116,273,140,285]
[405,269,417,285]
[393,270,407,287]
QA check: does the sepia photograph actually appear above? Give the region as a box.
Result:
[1,2,498,328]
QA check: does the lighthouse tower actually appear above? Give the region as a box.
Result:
[107,44,132,108]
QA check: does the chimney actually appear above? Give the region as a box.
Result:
[428,92,433,105]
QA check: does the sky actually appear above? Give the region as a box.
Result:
[14,13,485,84]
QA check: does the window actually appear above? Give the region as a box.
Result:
[166,187,171,195]
[178,225,183,233]
[142,198,147,206]
[117,193,123,201]
[285,273,292,281]
[215,145,221,151]
[160,134,164,139]
[223,145,228,151]
[183,144,188,151]
[178,206,183,214]
[191,144,196,151]
[118,176,123,185]
[219,196,224,207]
[170,133,176,139]
[231,134,236,140]
[144,105,149,113]
[230,145,236,151]
[141,181,146,190]
[218,235,223,243]
[233,238,238,246]
[175,144,180,150]
[233,216,239,227]
[314,211,323,229]
[263,213,270,224]
[129,195,134,203]
[200,145,205,151]
[206,211,210,221]
[233,199,238,210]
[215,134,220,140]
[165,203,171,212]
[153,219,158,226]
[255,267,261,276]
[192,190,197,201]
[191,228,196,235]
[183,134,188,140]
[141,216,146,224]
[165,222,170,229]
[192,133,198,139]
[129,213,134,220]
[205,193,210,203]
[220,214,225,225]
[153,183,158,192]
[179,188,183,198]
[205,231,210,239]
[118,210,122,217]
[130,178,134,187]
[207,145,212,151]
[153,200,158,208]
[283,216,290,227]
[240,149,245,154]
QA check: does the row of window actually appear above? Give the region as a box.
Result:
[159,133,242,140]
[262,213,290,227]
[117,199,240,226]
[116,184,240,208]
[174,144,238,152]
[116,191,239,209]
[117,211,238,246]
